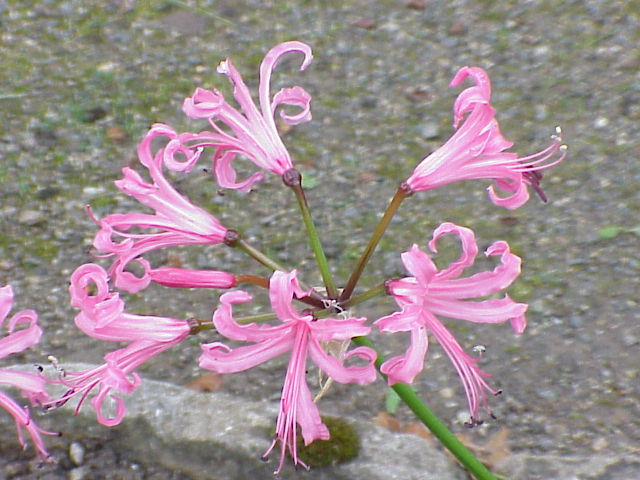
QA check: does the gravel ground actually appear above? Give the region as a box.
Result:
[1,0,639,478]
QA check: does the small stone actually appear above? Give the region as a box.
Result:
[68,466,87,480]
[69,441,85,466]
[449,21,467,35]
[439,387,455,399]
[18,209,46,226]
[406,0,426,10]
[592,437,608,452]
[419,122,440,139]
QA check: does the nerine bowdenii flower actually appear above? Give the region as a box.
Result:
[406,66,567,209]
[375,222,527,425]
[49,264,191,426]
[0,285,57,460]
[181,41,313,191]
[199,270,376,474]
[89,124,229,293]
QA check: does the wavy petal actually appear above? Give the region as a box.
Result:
[213,149,265,192]
[0,317,41,359]
[199,336,292,373]
[375,304,423,333]
[212,290,293,342]
[380,326,429,385]
[308,316,370,341]
[429,223,478,279]
[428,296,528,325]
[400,245,437,286]
[309,341,376,384]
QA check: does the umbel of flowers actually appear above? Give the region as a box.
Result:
[5,41,565,477]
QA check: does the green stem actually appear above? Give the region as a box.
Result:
[339,184,411,302]
[283,169,338,299]
[340,283,386,310]
[235,237,289,273]
[352,336,497,480]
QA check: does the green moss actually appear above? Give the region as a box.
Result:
[294,416,360,467]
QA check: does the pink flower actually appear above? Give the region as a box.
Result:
[405,67,567,209]
[51,338,187,426]
[181,41,313,191]
[69,264,193,342]
[51,264,191,425]
[200,270,376,474]
[0,285,57,460]
[375,222,527,425]
[89,124,229,293]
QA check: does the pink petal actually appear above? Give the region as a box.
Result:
[269,270,312,323]
[427,296,528,325]
[259,41,313,127]
[0,285,14,326]
[0,369,49,402]
[182,87,226,119]
[308,341,376,384]
[272,85,312,125]
[163,138,202,173]
[375,304,423,333]
[308,316,370,341]
[149,267,237,289]
[0,391,54,460]
[212,290,292,342]
[429,223,478,279]
[487,178,530,210]
[0,317,42,359]
[380,326,429,385]
[199,336,292,374]
[400,245,437,286]
[428,240,522,299]
[213,149,265,192]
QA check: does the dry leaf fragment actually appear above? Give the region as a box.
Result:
[352,18,376,30]
[186,372,224,393]
[374,412,403,432]
[106,126,127,142]
[456,427,512,468]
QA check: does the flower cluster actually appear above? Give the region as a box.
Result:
[31,41,566,474]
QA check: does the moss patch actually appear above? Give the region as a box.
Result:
[295,416,360,468]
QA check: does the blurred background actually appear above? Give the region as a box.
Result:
[1,0,638,478]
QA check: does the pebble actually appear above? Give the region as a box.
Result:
[17,209,46,226]
[68,466,87,480]
[69,441,85,466]
[439,387,455,399]
[419,122,440,140]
